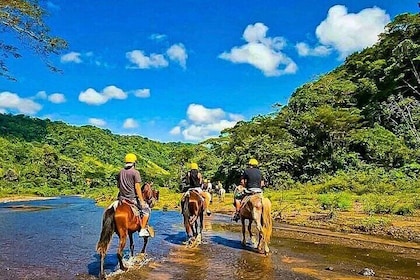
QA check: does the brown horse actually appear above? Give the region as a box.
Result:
[96,183,159,279]
[181,189,205,246]
[239,194,272,255]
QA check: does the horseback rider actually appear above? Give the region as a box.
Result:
[181,162,212,216]
[116,153,150,237]
[232,158,265,222]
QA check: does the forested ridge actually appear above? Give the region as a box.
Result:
[212,13,420,186]
[0,113,196,196]
[1,13,419,217]
[209,13,420,216]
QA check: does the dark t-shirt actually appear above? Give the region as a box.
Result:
[117,166,142,200]
[186,169,201,188]
[242,167,262,189]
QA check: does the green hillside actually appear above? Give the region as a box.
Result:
[0,113,206,197]
[1,13,419,219]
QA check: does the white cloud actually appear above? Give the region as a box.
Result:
[123,118,139,129]
[150,33,167,41]
[103,85,127,100]
[0,91,42,114]
[171,104,244,141]
[89,118,106,127]
[79,88,108,105]
[295,42,331,57]
[187,104,225,124]
[126,42,189,70]
[167,43,188,68]
[134,89,151,98]
[60,51,82,63]
[219,22,297,76]
[126,50,169,69]
[79,85,127,105]
[170,126,181,135]
[48,93,66,104]
[35,91,48,99]
[315,5,390,59]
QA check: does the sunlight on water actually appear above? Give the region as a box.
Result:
[0,197,418,280]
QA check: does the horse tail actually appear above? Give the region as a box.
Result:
[183,195,191,219]
[262,197,273,244]
[96,207,115,255]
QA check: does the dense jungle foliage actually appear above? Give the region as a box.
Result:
[0,13,419,215]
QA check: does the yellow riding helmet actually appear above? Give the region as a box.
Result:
[125,153,137,163]
[248,158,258,166]
[191,162,198,170]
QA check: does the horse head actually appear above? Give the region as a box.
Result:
[142,182,159,208]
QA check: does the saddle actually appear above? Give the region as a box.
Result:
[239,189,263,210]
[108,199,142,225]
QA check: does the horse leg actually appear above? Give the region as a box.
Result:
[197,210,204,243]
[117,234,128,271]
[248,220,257,248]
[129,233,135,257]
[141,236,149,254]
[241,218,246,246]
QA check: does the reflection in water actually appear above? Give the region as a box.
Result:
[0,197,419,280]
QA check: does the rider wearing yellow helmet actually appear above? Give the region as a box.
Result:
[232,158,265,222]
[117,153,150,237]
[182,162,212,216]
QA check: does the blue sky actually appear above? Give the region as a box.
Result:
[0,0,417,142]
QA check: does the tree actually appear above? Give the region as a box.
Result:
[0,0,67,80]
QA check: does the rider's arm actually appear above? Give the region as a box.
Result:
[135,182,146,205]
[198,172,203,185]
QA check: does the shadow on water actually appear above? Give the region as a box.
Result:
[211,235,256,252]
[87,253,117,277]
[162,232,190,245]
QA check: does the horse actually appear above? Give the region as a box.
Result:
[181,189,205,247]
[239,193,272,255]
[96,182,159,279]
[218,187,226,202]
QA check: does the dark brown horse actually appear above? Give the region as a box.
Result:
[96,183,159,279]
[239,194,272,255]
[181,189,204,246]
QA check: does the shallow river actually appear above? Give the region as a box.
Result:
[0,197,418,280]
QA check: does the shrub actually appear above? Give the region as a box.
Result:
[358,216,391,232]
[318,192,352,211]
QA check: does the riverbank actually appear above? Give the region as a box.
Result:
[0,195,58,203]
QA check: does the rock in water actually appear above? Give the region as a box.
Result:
[359,268,375,276]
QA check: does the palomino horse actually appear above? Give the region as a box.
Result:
[239,193,272,255]
[96,183,159,279]
[181,189,205,246]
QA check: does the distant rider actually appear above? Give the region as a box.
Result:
[181,162,212,216]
